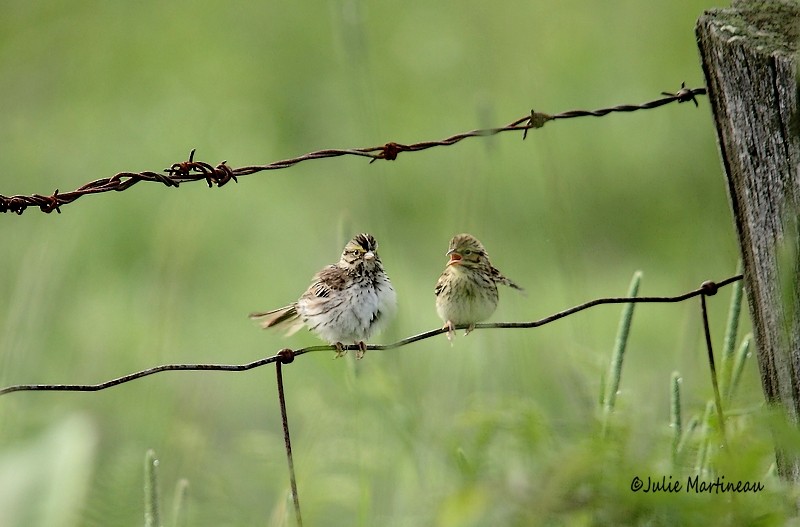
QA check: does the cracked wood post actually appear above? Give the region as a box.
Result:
[696,1,800,481]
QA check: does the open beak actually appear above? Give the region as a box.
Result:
[446,249,462,266]
[364,251,375,261]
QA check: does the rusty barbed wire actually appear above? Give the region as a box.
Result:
[0,274,739,396]
[0,84,706,215]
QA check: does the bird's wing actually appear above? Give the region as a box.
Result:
[434,271,449,297]
[304,265,348,299]
[491,266,524,292]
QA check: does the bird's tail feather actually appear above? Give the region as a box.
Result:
[492,266,525,294]
[249,304,305,335]
[498,275,525,294]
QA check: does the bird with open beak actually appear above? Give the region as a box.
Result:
[434,233,523,340]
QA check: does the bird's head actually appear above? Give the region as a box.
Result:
[340,233,381,271]
[446,233,490,270]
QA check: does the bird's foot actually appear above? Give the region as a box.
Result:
[334,342,346,358]
[356,341,367,360]
[443,321,456,342]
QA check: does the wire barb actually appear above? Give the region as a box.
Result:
[522,110,553,140]
[0,274,742,397]
[662,81,702,107]
[1,84,706,215]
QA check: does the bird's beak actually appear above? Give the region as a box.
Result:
[364,251,375,261]
[446,250,462,266]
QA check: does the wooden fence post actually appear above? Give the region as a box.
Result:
[696,1,800,480]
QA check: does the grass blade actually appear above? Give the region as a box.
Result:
[670,371,682,469]
[677,415,700,455]
[144,449,161,527]
[603,271,642,414]
[721,260,744,399]
[602,271,642,435]
[728,334,752,401]
[172,478,189,527]
[694,401,715,476]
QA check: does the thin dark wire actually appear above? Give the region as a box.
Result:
[0,84,705,215]
[0,274,741,396]
[275,361,303,527]
[700,290,729,450]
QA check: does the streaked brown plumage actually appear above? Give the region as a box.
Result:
[250,233,396,358]
[434,233,523,339]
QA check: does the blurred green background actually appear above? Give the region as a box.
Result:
[0,1,790,526]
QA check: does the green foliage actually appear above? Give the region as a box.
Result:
[670,371,682,469]
[0,416,96,527]
[729,335,753,403]
[144,450,161,527]
[720,260,744,400]
[602,270,642,428]
[0,1,788,526]
[143,450,189,527]
[171,478,189,527]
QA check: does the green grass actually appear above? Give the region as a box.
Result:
[602,270,642,432]
[0,1,790,526]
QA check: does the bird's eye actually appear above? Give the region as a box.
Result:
[464,249,472,255]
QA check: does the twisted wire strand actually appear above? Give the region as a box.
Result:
[0,84,705,215]
[0,274,739,397]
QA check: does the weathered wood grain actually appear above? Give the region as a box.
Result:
[696,0,800,480]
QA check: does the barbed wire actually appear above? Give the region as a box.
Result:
[0,83,705,215]
[0,274,740,396]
